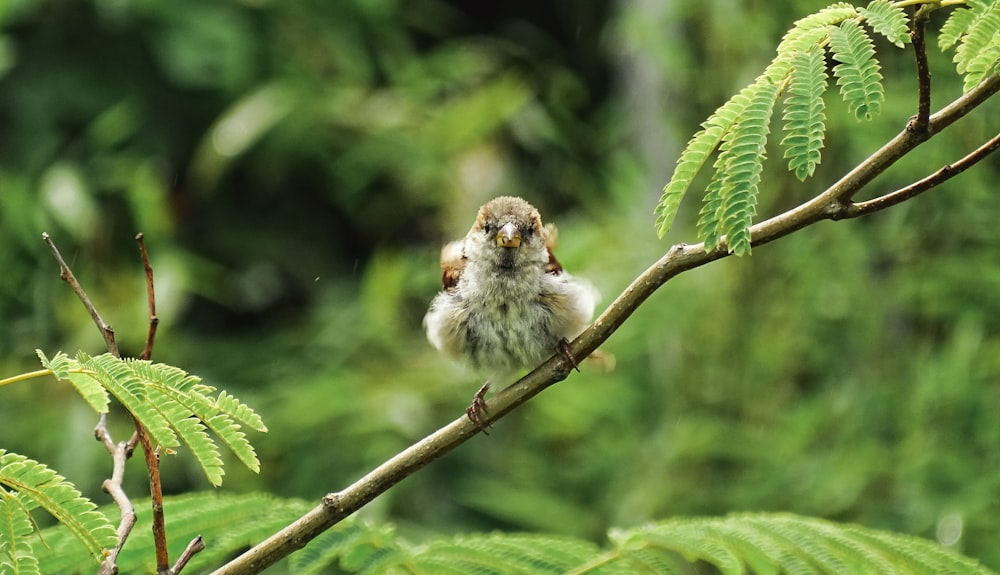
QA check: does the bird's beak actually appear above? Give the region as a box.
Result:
[496,222,522,248]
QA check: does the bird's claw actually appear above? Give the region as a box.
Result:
[557,338,580,372]
[466,382,492,433]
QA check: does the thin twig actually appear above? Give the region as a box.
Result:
[849,131,1000,216]
[209,73,1000,575]
[909,5,932,133]
[136,233,159,361]
[132,233,176,573]
[96,426,138,575]
[42,233,118,356]
[170,537,206,575]
[134,429,171,575]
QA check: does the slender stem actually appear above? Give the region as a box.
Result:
[42,233,118,356]
[96,422,137,575]
[136,233,160,361]
[209,73,1000,575]
[170,537,206,575]
[134,428,170,574]
[0,369,52,387]
[132,232,177,572]
[850,131,1000,216]
[909,5,932,133]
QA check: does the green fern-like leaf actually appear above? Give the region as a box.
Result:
[696,171,729,252]
[776,2,858,56]
[939,5,976,50]
[950,0,1000,91]
[861,0,910,48]
[35,349,69,379]
[129,360,227,484]
[35,352,266,486]
[128,359,263,483]
[0,493,40,575]
[36,349,111,414]
[285,510,998,575]
[655,82,757,238]
[606,513,996,575]
[293,521,398,575]
[699,78,779,256]
[32,492,311,573]
[829,19,884,120]
[79,352,179,449]
[0,450,116,568]
[782,46,828,181]
[215,389,268,432]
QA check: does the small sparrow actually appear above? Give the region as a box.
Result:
[424,196,599,428]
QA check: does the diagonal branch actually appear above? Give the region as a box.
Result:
[849,131,1000,216]
[209,72,1000,575]
[42,233,119,357]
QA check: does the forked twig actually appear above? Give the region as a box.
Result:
[43,233,202,574]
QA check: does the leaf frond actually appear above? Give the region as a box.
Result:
[829,19,885,120]
[655,85,756,238]
[36,349,110,413]
[32,351,266,486]
[861,0,910,48]
[0,450,116,569]
[288,510,1000,575]
[939,5,976,50]
[32,492,311,574]
[947,0,1000,91]
[604,513,996,575]
[79,352,179,448]
[781,45,828,181]
[216,389,268,433]
[776,2,858,56]
[128,359,263,482]
[698,78,779,256]
[0,493,40,575]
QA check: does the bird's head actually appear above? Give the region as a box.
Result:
[466,196,548,271]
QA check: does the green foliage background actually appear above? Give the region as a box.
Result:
[1,0,999,572]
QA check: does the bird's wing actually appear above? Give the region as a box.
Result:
[543,223,564,275]
[440,239,466,290]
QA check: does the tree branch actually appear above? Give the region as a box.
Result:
[848,131,1000,216]
[210,73,1000,575]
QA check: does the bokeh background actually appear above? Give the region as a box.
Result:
[2,0,1000,571]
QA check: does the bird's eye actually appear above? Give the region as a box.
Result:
[483,222,495,235]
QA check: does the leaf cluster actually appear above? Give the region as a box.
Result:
[28,491,993,575]
[296,513,994,574]
[37,350,267,486]
[0,352,268,572]
[30,492,311,574]
[0,450,117,575]
[654,0,1000,255]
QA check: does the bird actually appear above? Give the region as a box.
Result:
[424,196,599,429]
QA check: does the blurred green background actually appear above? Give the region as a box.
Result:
[2,0,999,571]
